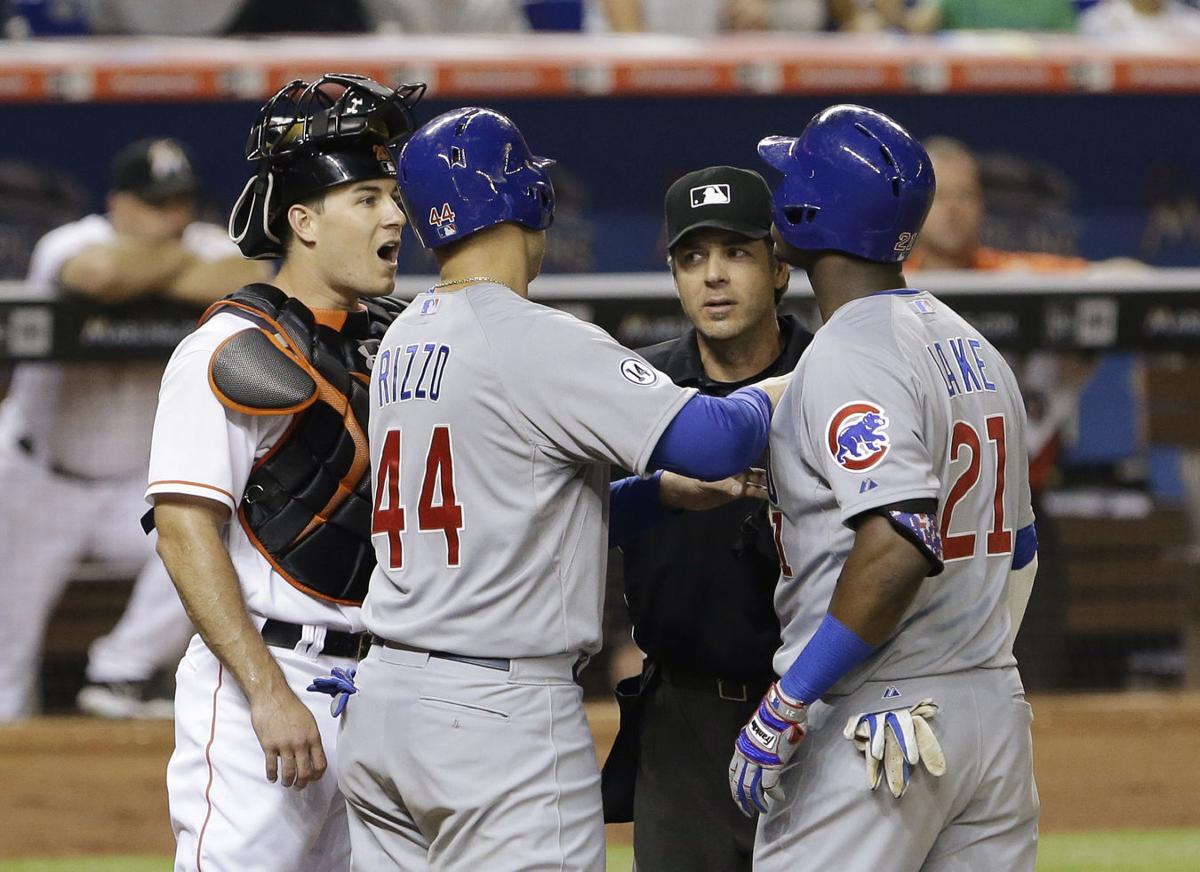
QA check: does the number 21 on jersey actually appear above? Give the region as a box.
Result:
[372,426,464,570]
[941,413,1011,561]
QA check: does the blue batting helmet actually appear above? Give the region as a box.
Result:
[397,107,555,249]
[757,104,935,264]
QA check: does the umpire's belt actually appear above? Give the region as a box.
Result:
[372,635,587,682]
[261,619,364,659]
[659,664,772,703]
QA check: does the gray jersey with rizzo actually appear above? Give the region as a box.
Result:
[363,283,695,659]
[768,289,1033,691]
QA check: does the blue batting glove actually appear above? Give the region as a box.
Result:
[307,666,358,718]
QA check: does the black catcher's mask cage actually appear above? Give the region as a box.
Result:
[247,73,426,163]
[230,73,426,259]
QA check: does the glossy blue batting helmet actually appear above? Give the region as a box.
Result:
[758,104,935,264]
[397,107,555,249]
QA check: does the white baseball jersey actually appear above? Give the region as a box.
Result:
[363,283,695,659]
[0,215,237,478]
[768,288,1033,690]
[145,310,362,632]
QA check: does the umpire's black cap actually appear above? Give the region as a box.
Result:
[110,138,200,203]
[664,165,773,250]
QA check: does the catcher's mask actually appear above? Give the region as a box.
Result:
[229,73,426,259]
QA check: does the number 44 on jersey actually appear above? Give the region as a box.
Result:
[372,426,464,570]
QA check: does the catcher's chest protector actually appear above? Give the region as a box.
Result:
[203,283,404,605]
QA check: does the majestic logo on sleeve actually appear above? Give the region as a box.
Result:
[827,402,890,472]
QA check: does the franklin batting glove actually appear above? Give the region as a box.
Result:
[306,666,358,718]
[728,682,807,817]
[843,698,946,798]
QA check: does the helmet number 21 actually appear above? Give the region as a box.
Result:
[372,426,464,570]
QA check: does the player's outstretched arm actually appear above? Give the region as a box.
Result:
[608,469,767,549]
[153,493,328,792]
[649,388,772,482]
[659,468,767,510]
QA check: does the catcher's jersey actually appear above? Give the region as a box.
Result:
[145,310,362,632]
[363,283,694,659]
[769,288,1033,691]
[0,215,237,478]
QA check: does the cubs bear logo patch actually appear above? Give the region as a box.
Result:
[827,401,890,473]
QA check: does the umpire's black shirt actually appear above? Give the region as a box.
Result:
[622,314,812,683]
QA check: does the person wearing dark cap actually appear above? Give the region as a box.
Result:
[600,166,813,871]
[0,137,270,723]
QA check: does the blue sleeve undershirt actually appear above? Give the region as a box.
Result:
[647,387,771,481]
[608,471,670,550]
[1013,523,1037,570]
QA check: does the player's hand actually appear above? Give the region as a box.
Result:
[843,698,946,798]
[660,468,767,511]
[249,688,328,791]
[752,373,792,412]
[728,682,807,817]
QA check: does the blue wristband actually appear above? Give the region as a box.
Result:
[608,471,669,549]
[779,614,877,704]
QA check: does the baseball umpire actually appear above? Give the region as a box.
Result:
[601,165,811,871]
[727,104,1040,870]
[145,73,423,871]
[334,106,789,871]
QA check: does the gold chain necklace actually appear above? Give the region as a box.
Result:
[428,276,509,291]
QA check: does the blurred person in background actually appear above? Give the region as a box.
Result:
[79,0,243,35]
[366,0,529,31]
[1079,0,1200,36]
[602,0,828,32]
[0,138,269,721]
[909,135,1094,690]
[834,0,1077,32]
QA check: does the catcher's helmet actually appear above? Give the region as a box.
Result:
[757,104,934,264]
[397,107,555,249]
[230,73,426,259]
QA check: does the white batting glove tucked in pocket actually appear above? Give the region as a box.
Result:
[843,698,946,798]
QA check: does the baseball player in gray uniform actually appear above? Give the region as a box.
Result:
[727,104,1040,871]
[331,107,786,871]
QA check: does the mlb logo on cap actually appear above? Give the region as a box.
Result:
[690,184,731,207]
[665,166,772,250]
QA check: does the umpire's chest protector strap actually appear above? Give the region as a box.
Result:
[200,284,404,606]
